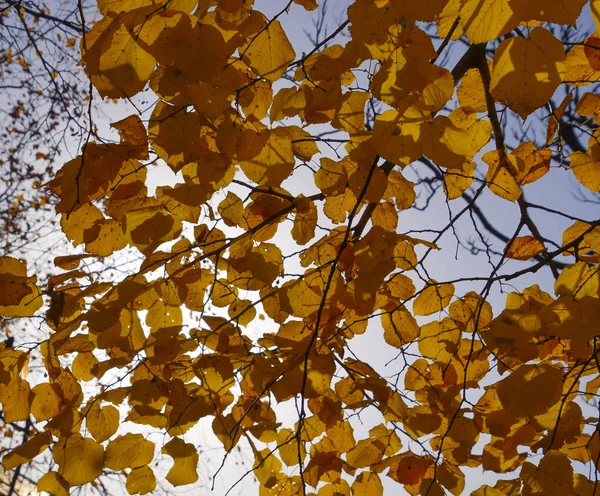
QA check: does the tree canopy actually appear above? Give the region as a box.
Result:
[1,0,600,495]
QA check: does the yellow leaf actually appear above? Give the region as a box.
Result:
[0,257,43,317]
[142,12,229,83]
[315,158,348,196]
[274,125,320,161]
[0,376,31,422]
[37,472,70,496]
[490,27,566,119]
[483,150,521,201]
[505,236,545,260]
[372,108,424,167]
[564,44,600,87]
[509,0,587,25]
[126,466,157,495]
[270,86,307,122]
[547,92,574,144]
[54,254,95,270]
[105,433,155,470]
[72,352,99,382]
[293,0,318,10]
[413,280,455,316]
[218,192,246,227]
[148,101,204,173]
[372,34,453,113]
[457,68,487,114]
[53,434,104,486]
[554,261,599,299]
[421,109,492,169]
[418,318,461,362]
[240,129,295,187]
[384,170,415,210]
[372,201,398,232]
[292,196,318,245]
[352,471,383,496]
[511,141,551,185]
[243,18,295,81]
[443,162,476,199]
[570,137,600,192]
[86,402,120,443]
[381,308,420,347]
[239,79,272,120]
[332,91,370,134]
[496,364,563,417]
[2,431,52,470]
[31,383,61,422]
[97,20,156,98]
[162,437,199,486]
[459,0,518,43]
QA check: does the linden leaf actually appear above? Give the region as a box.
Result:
[570,136,600,192]
[413,280,455,316]
[457,68,487,114]
[509,0,587,25]
[419,318,461,362]
[239,129,295,187]
[490,27,566,119]
[126,466,157,495]
[105,433,155,470]
[97,20,156,98]
[496,364,563,418]
[459,0,518,43]
[546,92,574,145]
[53,434,104,486]
[554,261,600,299]
[243,18,295,81]
[483,150,521,201]
[443,162,476,199]
[86,402,120,443]
[351,471,383,495]
[293,0,318,11]
[381,308,420,348]
[0,376,31,422]
[31,383,62,422]
[162,437,199,487]
[2,431,53,471]
[505,236,545,261]
[292,196,318,245]
[37,472,70,496]
[0,257,43,317]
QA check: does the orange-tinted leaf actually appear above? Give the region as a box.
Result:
[505,236,545,260]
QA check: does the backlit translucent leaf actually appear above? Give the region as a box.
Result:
[31,383,61,422]
[490,27,566,119]
[496,364,563,417]
[0,376,31,422]
[3,431,52,470]
[37,472,70,496]
[413,280,455,316]
[105,433,155,470]
[53,434,104,486]
[0,257,43,317]
[86,402,120,442]
[509,0,586,25]
[505,236,545,261]
[162,437,199,486]
[570,136,600,192]
[126,466,157,495]
[243,19,295,81]
[381,308,419,348]
[459,0,518,43]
